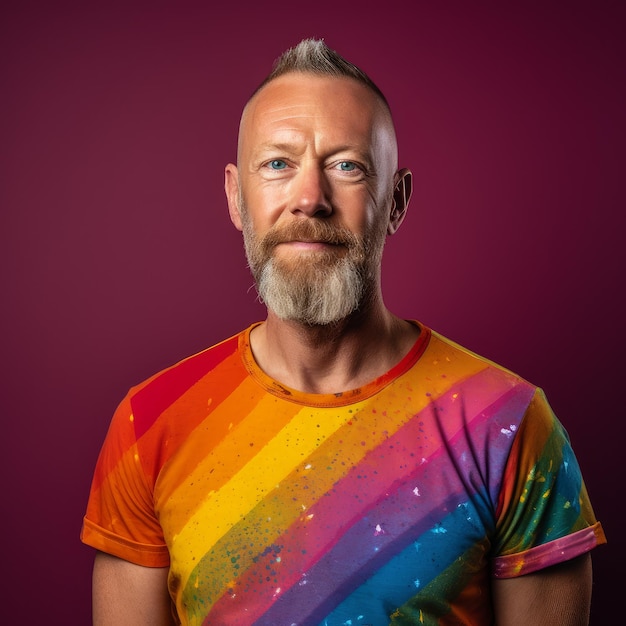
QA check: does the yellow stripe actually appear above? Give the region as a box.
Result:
[155,376,271,525]
[171,394,364,590]
[168,333,487,593]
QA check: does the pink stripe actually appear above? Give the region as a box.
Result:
[492,523,606,578]
[203,369,531,623]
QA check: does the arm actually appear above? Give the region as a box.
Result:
[492,552,593,626]
[92,551,176,626]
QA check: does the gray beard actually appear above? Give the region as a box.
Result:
[256,251,366,325]
[240,208,385,326]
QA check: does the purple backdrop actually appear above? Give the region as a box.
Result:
[2,4,623,624]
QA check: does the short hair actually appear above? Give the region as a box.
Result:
[252,38,390,109]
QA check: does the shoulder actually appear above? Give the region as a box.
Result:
[123,325,255,435]
[426,328,526,380]
[418,326,537,401]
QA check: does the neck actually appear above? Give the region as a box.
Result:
[249,300,420,394]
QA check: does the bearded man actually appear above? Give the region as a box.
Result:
[82,39,606,626]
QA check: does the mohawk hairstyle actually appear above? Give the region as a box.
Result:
[252,38,390,109]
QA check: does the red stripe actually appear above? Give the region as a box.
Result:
[131,334,239,439]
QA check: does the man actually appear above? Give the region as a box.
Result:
[82,39,606,625]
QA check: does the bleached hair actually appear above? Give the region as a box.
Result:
[252,38,390,109]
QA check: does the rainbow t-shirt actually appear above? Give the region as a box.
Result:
[82,322,605,625]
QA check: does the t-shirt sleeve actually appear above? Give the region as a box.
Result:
[491,388,606,578]
[80,391,170,567]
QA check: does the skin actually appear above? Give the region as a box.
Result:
[225,73,417,393]
[492,553,593,625]
[92,552,174,626]
[92,72,595,625]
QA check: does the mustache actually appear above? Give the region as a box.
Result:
[260,220,359,251]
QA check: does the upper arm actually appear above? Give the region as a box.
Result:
[492,552,593,626]
[92,551,176,626]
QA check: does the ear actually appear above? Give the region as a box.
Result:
[387,168,413,235]
[224,163,243,231]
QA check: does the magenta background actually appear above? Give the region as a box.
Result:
[2,4,624,624]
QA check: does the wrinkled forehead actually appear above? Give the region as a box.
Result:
[237,73,397,163]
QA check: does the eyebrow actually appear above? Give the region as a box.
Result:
[255,141,304,154]
[253,141,373,162]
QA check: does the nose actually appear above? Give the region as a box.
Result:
[289,164,332,217]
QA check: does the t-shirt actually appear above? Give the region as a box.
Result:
[81,322,606,625]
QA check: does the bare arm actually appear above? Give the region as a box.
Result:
[492,552,593,626]
[92,551,176,626]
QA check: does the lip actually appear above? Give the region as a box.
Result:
[276,240,338,250]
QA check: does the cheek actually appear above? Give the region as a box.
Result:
[241,185,284,227]
[337,189,384,231]
[251,176,291,204]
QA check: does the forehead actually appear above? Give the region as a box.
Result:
[238,73,394,154]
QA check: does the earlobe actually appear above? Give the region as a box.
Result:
[224,163,243,231]
[388,168,413,235]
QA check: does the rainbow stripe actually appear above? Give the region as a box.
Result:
[82,323,605,625]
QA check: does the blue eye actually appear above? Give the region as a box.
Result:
[268,160,287,170]
[338,161,357,171]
